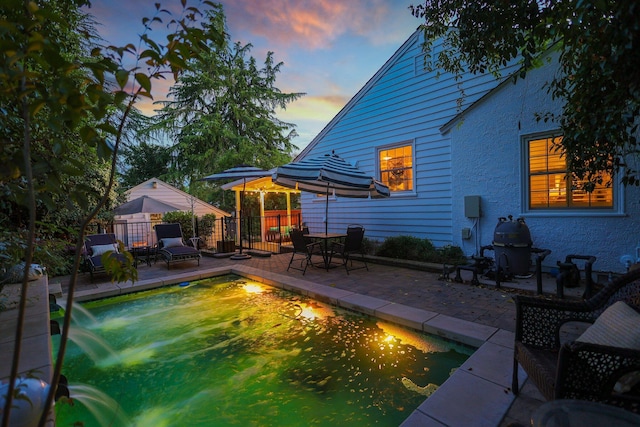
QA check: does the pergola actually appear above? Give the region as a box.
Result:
[221,174,300,241]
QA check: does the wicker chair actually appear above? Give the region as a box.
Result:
[513,267,640,412]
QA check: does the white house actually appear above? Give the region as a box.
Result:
[296,30,639,274]
[114,178,229,248]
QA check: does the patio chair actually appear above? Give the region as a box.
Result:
[512,267,640,412]
[287,228,322,275]
[84,233,129,281]
[329,225,368,274]
[155,223,201,269]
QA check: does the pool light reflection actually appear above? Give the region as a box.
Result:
[297,303,318,320]
[242,283,266,294]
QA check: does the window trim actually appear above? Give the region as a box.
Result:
[521,131,624,216]
[376,140,416,196]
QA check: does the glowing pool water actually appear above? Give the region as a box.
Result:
[53,275,474,426]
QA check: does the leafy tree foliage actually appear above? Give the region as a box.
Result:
[410,0,640,188]
[155,15,304,197]
[0,0,118,239]
[119,141,172,188]
[0,1,225,424]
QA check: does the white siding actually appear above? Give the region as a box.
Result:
[300,31,519,247]
[118,178,229,247]
[448,53,640,273]
[126,178,228,219]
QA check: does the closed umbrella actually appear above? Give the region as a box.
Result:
[201,165,271,260]
[113,196,187,215]
[272,151,390,234]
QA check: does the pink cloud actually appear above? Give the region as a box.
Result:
[279,94,349,122]
[223,0,402,50]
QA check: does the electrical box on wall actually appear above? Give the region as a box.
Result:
[461,227,472,239]
[464,195,481,218]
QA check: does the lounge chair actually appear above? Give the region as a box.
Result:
[513,267,640,412]
[84,233,129,281]
[155,223,201,269]
[287,228,322,275]
[329,225,368,274]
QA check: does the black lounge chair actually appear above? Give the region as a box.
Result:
[513,267,640,412]
[329,225,368,274]
[287,228,322,275]
[155,223,201,269]
[84,233,129,281]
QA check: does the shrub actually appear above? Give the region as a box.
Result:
[375,235,435,261]
[33,238,74,277]
[198,214,216,249]
[375,235,466,265]
[360,237,378,255]
[162,212,216,248]
[1,230,74,284]
[163,211,195,239]
[200,214,216,232]
[436,244,467,265]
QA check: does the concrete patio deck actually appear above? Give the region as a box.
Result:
[4,252,588,426]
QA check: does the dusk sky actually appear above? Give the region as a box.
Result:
[84,0,422,153]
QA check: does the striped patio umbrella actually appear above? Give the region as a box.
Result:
[201,165,271,259]
[272,151,390,234]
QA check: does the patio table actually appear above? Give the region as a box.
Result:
[130,245,153,267]
[305,232,347,271]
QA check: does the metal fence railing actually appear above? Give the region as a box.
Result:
[88,212,302,254]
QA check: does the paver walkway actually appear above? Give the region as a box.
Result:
[49,252,582,426]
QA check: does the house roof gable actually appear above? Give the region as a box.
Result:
[296,28,422,160]
[126,177,229,217]
[439,49,560,135]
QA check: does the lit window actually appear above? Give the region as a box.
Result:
[379,145,413,192]
[527,135,613,209]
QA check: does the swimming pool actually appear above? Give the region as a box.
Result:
[53,275,474,426]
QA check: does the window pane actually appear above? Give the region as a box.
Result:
[529,139,548,173]
[547,153,565,172]
[529,175,550,208]
[379,144,413,191]
[527,135,613,210]
[591,187,613,206]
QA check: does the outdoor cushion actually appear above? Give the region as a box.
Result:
[614,371,640,394]
[162,237,184,248]
[91,243,118,257]
[577,301,640,394]
[577,301,640,349]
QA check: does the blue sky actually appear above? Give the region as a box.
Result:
[84,0,421,153]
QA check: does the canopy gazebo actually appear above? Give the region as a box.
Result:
[221,174,301,249]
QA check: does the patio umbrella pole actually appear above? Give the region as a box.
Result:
[325,182,329,235]
[272,151,390,235]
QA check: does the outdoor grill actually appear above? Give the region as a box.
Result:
[453,215,551,293]
[492,215,532,276]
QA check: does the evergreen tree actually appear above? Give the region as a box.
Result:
[155,13,304,195]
